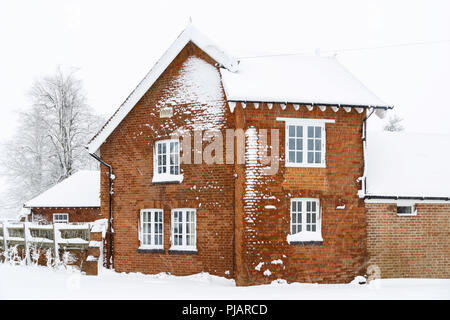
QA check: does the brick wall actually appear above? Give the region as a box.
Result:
[30,207,102,224]
[234,103,368,285]
[99,42,235,278]
[366,202,450,278]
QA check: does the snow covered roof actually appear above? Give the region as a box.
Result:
[220,55,390,109]
[24,170,100,208]
[87,24,391,154]
[365,131,450,199]
[87,23,238,154]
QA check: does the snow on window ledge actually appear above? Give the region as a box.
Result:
[168,246,197,254]
[152,174,184,184]
[285,162,326,169]
[287,231,323,244]
[138,245,164,251]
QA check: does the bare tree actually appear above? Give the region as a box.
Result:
[383,114,404,132]
[0,67,104,214]
[30,67,102,181]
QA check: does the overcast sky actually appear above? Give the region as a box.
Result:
[0,0,450,211]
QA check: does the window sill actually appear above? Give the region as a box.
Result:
[168,248,197,255]
[397,213,417,217]
[285,163,326,168]
[289,241,324,245]
[137,247,164,253]
[287,232,323,244]
[152,174,184,184]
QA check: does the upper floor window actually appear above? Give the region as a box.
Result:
[277,117,334,168]
[53,213,69,223]
[287,198,323,244]
[152,139,183,183]
[139,209,164,249]
[170,209,196,252]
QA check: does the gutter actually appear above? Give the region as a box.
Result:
[89,152,114,269]
[365,195,450,201]
[226,100,394,111]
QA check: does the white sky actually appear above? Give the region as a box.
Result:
[0,0,449,208]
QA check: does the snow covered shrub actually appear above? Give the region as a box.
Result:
[45,248,55,268]
[30,246,41,265]
[62,251,76,266]
[5,245,24,266]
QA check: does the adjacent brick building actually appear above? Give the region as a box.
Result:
[364,131,450,279]
[24,170,102,224]
[86,24,449,285]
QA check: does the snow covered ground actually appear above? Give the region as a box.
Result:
[0,264,448,300]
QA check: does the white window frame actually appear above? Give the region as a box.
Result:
[170,208,197,251]
[53,213,69,223]
[288,198,323,242]
[396,204,417,216]
[277,117,335,168]
[152,139,183,183]
[139,209,164,249]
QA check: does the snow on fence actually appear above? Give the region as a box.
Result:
[0,219,106,272]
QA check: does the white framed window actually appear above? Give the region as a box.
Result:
[170,209,196,251]
[153,139,183,183]
[53,213,69,223]
[277,117,335,168]
[139,209,164,249]
[287,198,323,243]
[396,204,417,216]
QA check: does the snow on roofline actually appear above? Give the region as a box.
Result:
[24,170,100,208]
[364,131,450,199]
[220,55,391,114]
[87,23,238,154]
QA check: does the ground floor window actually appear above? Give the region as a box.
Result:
[139,209,164,249]
[171,209,196,251]
[396,204,416,216]
[53,213,69,223]
[287,198,323,243]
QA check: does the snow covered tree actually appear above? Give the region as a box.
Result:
[29,67,103,181]
[383,114,404,132]
[0,67,104,212]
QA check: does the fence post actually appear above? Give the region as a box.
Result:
[2,222,8,260]
[53,223,60,264]
[23,221,31,265]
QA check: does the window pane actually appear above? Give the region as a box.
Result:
[308,152,314,163]
[289,125,295,137]
[296,126,303,137]
[315,152,321,163]
[289,138,295,150]
[296,138,302,150]
[315,139,321,151]
[308,126,314,138]
[308,139,314,151]
[296,152,303,163]
[315,126,321,138]
[397,206,412,214]
[289,151,295,163]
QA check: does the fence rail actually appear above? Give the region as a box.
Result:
[0,220,92,264]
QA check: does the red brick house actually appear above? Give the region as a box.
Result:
[24,170,102,224]
[86,24,449,285]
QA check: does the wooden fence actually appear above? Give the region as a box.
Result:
[0,220,91,264]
